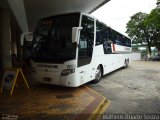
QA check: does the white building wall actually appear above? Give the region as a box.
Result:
[131,52,141,61]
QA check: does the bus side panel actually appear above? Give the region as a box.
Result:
[92,45,131,76]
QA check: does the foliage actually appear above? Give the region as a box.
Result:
[126,12,153,56]
[144,8,160,51]
[126,12,148,45]
[126,4,160,56]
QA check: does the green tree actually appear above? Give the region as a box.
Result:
[144,8,160,52]
[126,12,153,57]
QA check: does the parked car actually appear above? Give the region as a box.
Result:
[151,54,160,61]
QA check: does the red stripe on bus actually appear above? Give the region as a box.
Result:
[112,44,115,51]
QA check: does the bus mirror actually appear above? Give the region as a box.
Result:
[72,27,83,43]
[20,32,33,46]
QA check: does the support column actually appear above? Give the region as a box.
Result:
[0,9,12,68]
[0,9,2,69]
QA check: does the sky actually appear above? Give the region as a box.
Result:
[92,0,157,36]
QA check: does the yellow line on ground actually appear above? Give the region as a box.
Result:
[85,86,106,99]
[99,100,111,114]
[88,100,110,120]
[85,86,111,120]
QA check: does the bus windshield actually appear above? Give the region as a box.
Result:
[31,13,80,63]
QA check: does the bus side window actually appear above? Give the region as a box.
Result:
[102,28,112,54]
[125,38,131,47]
[96,21,112,54]
[108,28,112,40]
[112,30,123,46]
[96,21,103,45]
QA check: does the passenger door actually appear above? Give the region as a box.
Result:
[77,15,94,84]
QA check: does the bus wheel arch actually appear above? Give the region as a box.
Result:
[127,58,129,64]
[99,64,104,76]
[92,64,103,83]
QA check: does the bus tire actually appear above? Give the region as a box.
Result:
[93,65,102,83]
[123,60,128,68]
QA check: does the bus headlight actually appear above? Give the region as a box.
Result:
[61,69,75,76]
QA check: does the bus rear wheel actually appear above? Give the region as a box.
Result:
[93,65,102,83]
[123,60,128,68]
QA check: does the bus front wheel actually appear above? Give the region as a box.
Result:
[93,65,102,83]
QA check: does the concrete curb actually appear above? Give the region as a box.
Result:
[85,86,111,120]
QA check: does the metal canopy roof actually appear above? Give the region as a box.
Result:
[1,0,110,32]
[24,0,110,30]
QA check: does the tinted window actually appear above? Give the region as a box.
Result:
[31,13,80,63]
[96,22,106,45]
[112,30,131,47]
[96,21,112,54]
[125,38,131,47]
[112,30,122,45]
[78,15,94,67]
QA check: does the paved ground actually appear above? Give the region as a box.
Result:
[0,84,109,120]
[88,61,160,114]
[1,61,160,120]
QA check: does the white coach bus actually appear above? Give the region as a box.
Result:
[21,13,131,87]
